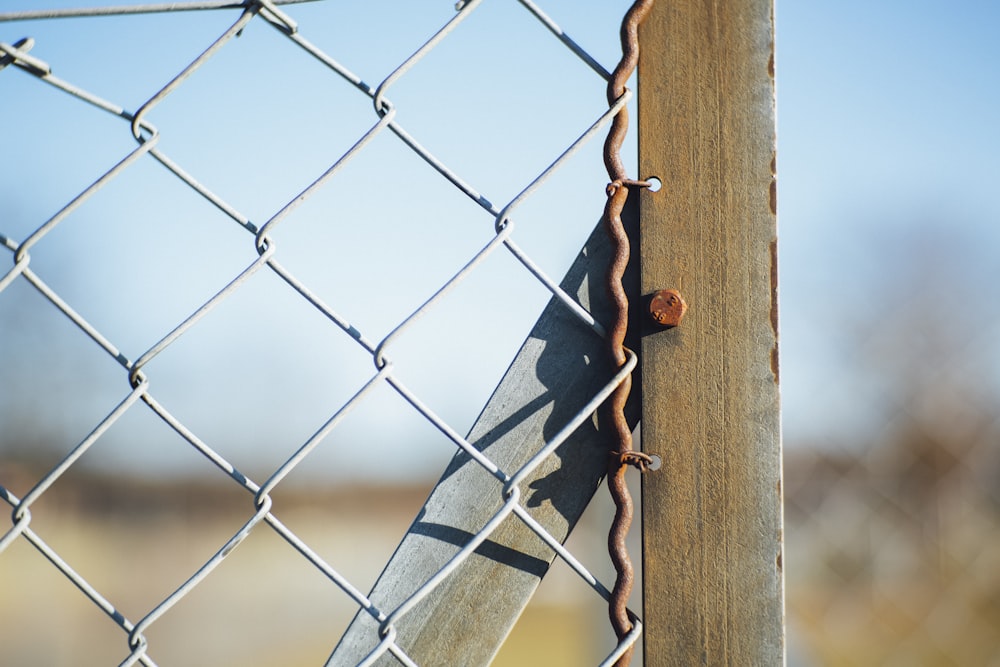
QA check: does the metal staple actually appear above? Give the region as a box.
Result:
[602,1,655,666]
[0,2,652,664]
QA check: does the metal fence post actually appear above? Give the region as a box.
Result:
[637,1,784,664]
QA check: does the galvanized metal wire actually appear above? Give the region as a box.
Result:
[0,2,646,665]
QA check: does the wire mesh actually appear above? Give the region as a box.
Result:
[0,1,645,665]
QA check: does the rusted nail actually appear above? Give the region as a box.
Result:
[648,289,687,328]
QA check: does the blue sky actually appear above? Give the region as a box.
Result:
[0,1,640,482]
[777,0,1000,445]
[1,1,999,481]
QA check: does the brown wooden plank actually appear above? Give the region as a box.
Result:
[329,208,640,666]
[637,0,784,664]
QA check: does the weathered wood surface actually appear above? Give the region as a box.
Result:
[637,0,784,665]
[330,208,639,666]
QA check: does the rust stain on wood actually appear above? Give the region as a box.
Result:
[770,237,779,383]
[769,154,778,216]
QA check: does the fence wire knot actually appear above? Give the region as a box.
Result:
[606,179,653,197]
[613,450,654,472]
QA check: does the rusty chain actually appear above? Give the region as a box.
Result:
[602,1,655,665]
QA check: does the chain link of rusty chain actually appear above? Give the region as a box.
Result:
[602,1,655,665]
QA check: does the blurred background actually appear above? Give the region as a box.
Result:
[779,2,1000,664]
[2,1,999,665]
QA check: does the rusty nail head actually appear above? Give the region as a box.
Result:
[648,289,687,328]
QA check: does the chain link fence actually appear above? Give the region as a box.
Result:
[14,4,992,665]
[0,1,646,664]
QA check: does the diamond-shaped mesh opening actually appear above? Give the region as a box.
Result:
[0,2,649,665]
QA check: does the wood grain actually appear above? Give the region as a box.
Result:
[637,0,784,664]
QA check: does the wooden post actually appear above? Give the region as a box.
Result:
[638,1,784,665]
